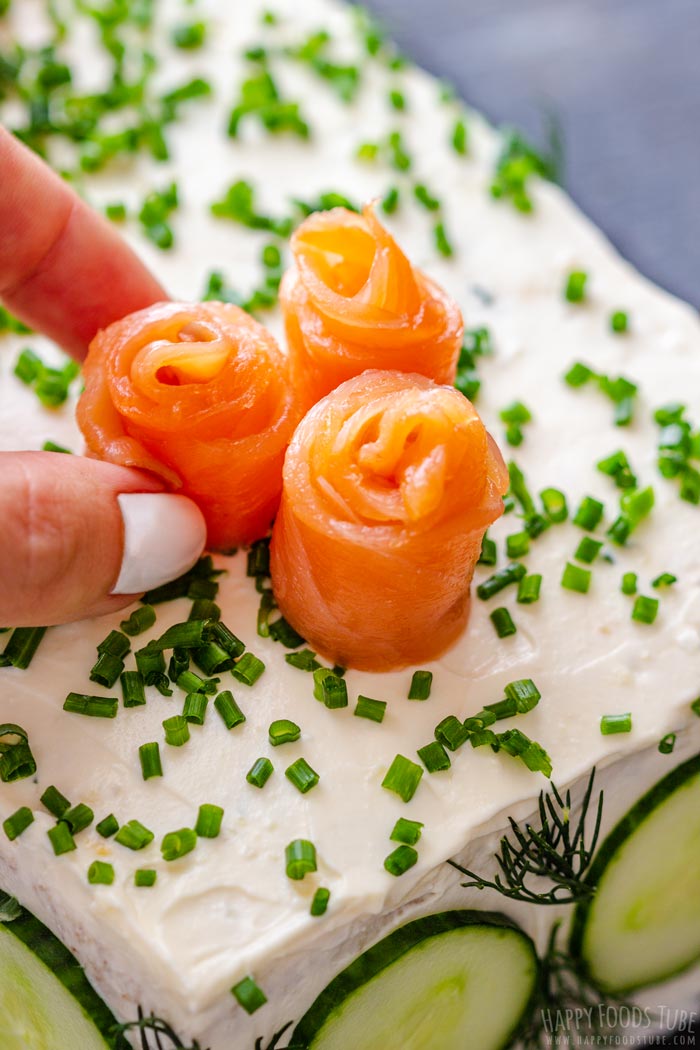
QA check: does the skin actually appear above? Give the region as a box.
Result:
[0,126,174,626]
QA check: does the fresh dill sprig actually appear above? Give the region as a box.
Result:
[449,768,603,905]
[112,1008,206,1050]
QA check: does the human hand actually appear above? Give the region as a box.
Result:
[0,128,207,627]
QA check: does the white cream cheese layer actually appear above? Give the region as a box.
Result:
[1,0,700,1045]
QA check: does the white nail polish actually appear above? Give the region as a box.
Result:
[112,493,207,595]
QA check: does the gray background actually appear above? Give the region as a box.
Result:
[364,1,699,1044]
[366,0,700,310]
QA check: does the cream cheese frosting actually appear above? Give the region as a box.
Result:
[1,0,700,1045]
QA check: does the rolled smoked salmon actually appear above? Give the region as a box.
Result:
[280,203,463,409]
[270,371,508,671]
[77,301,299,550]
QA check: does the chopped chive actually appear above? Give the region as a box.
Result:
[434,715,469,752]
[621,572,638,595]
[310,887,331,917]
[120,671,146,708]
[621,486,655,527]
[540,487,568,522]
[381,185,400,214]
[269,719,301,746]
[504,678,541,712]
[90,652,125,689]
[161,828,197,862]
[62,803,93,835]
[417,741,451,773]
[658,733,676,755]
[285,758,320,794]
[354,695,387,723]
[285,839,317,880]
[176,669,217,695]
[97,630,131,659]
[136,644,166,680]
[4,806,34,841]
[692,698,700,718]
[182,692,209,726]
[434,221,453,257]
[573,496,604,531]
[500,401,532,425]
[601,713,632,735]
[63,693,118,719]
[247,540,271,578]
[408,670,432,700]
[120,606,156,637]
[478,534,498,566]
[246,757,274,789]
[483,697,517,720]
[189,598,221,623]
[191,642,232,676]
[574,537,604,564]
[268,617,305,649]
[564,361,594,388]
[610,310,629,334]
[490,607,517,638]
[168,649,189,682]
[652,572,677,588]
[42,441,73,454]
[382,754,423,803]
[196,804,224,838]
[384,844,418,877]
[597,450,637,490]
[115,820,154,851]
[87,861,114,886]
[517,574,542,604]
[452,117,468,155]
[209,622,245,658]
[476,561,526,600]
[413,183,440,211]
[163,715,191,747]
[48,823,76,856]
[232,975,268,1015]
[497,729,552,776]
[607,516,631,546]
[286,649,322,672]
[505,532,530,559]
[387,129,411,170]
[40,785,70,819]
[153,620,209,651]
[139,742,163,780]
[149,673,174,698]
[463,709,497,732]
[632,595,659,625]
[356,141,379,161]
[214,690,246,730]
[105,203,127,223]
[561,562,592,594]
[231,652,265,686]
[317,672,347,709]
[96,814,119,839]
[172,20,207,49]
[390,818,423,846]
[2,627,47,669]
[135,869,157,888]
[564,270,587,303]
[389,88,406,111]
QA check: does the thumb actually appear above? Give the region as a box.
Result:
[0,452,207,626]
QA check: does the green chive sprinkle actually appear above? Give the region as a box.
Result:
[381,185,400,214]
[183,692,209,726]
[63,693,118,719]
[136,645,167,680]
[139,742,163,780]
[574,537,604,564]
[40,785,70,819]
[96,814,119,839]
[189,599,221,624]
[597,450,637,490]
[505,532,530,559]
[285,758,320,794]
[121,671,146,708]
[384,844,418,877]
[452,118,468,155]
[601,713,632,735]
[232,653,265,686]
[573,496,604,531]
[390,818,423,846]
[135,869,157,888]
[161,828,197,862]
[408,670,432,700]
[413,183,440,211]
[478,534,498,566]
[87,861,114,886]
[652,572,677,589]
[318,671,348,709]
[196,804,224,839]
[214,690,246,730]
[285,839,317,880]
[2,627,47,669]
[246,757,274,789]
[540,487,568,522]
[434,715,469,752]
[517,574,542,604]
[232,975,268,1015]
[3,806,34,841]
[153,620,209,652]
[434,221,453,257]
[561,562,592,594]
[354,695,387,723]
[286,649,322,672]
[564,270,587,303]
[490,607,517,638]
[42,441,73,454]
[172,20,207,49]
[564,362,594,388]
[177,669,217,695]
[192,642,232,676]
[62,803,93,835]
[163,715,191,747]
[90,652,125,689]
[621,572,638,595]
[97,630,131,659]
[658,733,676,755]
[115,820,154,851]
[269,719,301,746]
[48,823,76,856]
[310,887,331,917]
[504,678,541,712]
[632,595,659,625]
[417,741,451,773]
[389,88,406,111]
[477,562,526,600]
[610,310,629,333]
[382,754,423,803]
[484,697,517,720]
[120,605,156,637]
[692,698,700,718]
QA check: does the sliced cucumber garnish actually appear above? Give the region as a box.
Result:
[570,752,700,993]
[292,909,538,1050]
[0,890,128,1049]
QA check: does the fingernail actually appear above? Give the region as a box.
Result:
[112,493,207,595]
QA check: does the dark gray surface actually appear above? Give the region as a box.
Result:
[367,0,700,309]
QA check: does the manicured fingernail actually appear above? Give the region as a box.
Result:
[112,493,207,595]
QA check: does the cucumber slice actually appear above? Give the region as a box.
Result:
[292,910,538,1050]
[570,752,700,994]
[0,890,128,1049]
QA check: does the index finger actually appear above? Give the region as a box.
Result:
[0,126,166,359]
